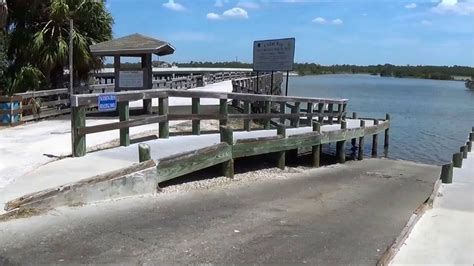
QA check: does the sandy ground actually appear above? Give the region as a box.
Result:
[0,159,439,264]
[391,149,474,264]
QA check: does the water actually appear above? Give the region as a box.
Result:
[287,74,474,165]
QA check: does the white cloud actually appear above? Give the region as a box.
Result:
[207,12,221,20]
[222,7,249,19]
[237,1,260,9]
[312,17,343,25]
[421,20,432,26]
[163,0,185,11]
[405,3,417,9]
[207,7,249,20]
[431,0,474,15]
[312,17,327,24]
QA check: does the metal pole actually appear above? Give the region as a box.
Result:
[69,18,75,155]
[285,71,289,96]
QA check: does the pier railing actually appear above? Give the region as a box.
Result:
[70,89,349,157]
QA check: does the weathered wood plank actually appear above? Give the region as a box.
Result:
[77,115,167,135]
[156,143,232,183]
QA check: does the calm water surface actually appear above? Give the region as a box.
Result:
[287,74,474,165]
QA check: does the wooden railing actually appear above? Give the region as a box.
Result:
[8,71,252,124]
[70,89,349,157]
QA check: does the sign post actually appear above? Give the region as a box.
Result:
[253,38,295,96]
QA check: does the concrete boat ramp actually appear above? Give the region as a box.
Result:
[0,159,440,264]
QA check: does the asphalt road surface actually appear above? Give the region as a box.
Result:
[0,159,439,264]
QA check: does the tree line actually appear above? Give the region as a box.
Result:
[176,62,474,81]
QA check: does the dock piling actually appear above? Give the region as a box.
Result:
[351,112,357,147]
[453,152,463,168]
[312,121,321,167]
[138,143,151,162]
[440,163,453,184]
[277,124,286,170]
[358,120,365,160]
[220,126,234,178]
[336,120,347,163]
[372,119,379,157]
[460,145,468,159]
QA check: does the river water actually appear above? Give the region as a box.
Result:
[287,74,474,165]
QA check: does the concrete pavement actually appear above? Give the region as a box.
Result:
[0,159,439,264]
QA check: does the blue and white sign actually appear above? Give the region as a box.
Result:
[98,94,117,112]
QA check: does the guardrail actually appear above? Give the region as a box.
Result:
[70,89,349,157]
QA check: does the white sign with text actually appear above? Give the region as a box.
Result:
[119,70,144,88]
[253,38,295,72]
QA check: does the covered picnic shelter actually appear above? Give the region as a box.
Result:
[90,33,175,113]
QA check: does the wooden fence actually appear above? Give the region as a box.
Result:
[70,89,349,157]
[5,71,253,124]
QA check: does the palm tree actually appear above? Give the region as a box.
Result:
[6,0,113,89]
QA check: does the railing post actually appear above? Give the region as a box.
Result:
[279,102,286,124]
[453,152,463,168]
[118,101,130,146]
[159,97,169,138]
[372,119,379,157]
[336,120,347,163]
[192,97,200,135]
[351,112,358,147]
[306,102,313,126]
[337,104,343,123]
[243,100,251,131]
[138,143,151,162]
[318,103,324,124]
[277,124,286,170]
[440,163,453,184]
[312,121,321,167]
[220,126,234,178]
[72,106,86,157]
[460,145,468,159]
[264,101,271,129]
[291,102,300,128]
[384,114,390,155]
[219,98,228,127]
[358,120,365,160]
[328,103,334,125]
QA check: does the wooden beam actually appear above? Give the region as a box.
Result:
[219,99,228,127]
[159,97,169,138]
[372,119,379,157]
[138,143,151,162]
[312,121,321,167]
[336,120,347,163]
[118,101,130,146]
[277,124,286,170]
[72,106,86,157]
[243,100,251,131]
[192,98,200,135]
[358,120,365,160]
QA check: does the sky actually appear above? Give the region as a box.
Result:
[106,0,474,66]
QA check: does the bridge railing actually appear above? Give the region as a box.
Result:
[70,89,349,157]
